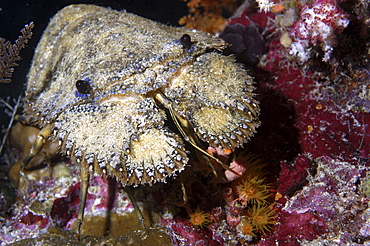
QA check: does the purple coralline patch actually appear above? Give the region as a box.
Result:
[162,217,220,246]
[19,211,48,228]
[260,210,328,246]
[0,205,51,245]
[50,182,81,228]
[277,155,313,197]
[295,100,370,162]
[283,157,365,214]
[277,157,368,244]
[51,176,127,230]
[228,9,274,29]
[0,161,137,245]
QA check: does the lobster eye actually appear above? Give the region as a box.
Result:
[76,80,91,94]
[180,34,192,50]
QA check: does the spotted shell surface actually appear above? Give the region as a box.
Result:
[23,4,260,186]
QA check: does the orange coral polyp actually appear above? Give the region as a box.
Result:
[236,176,270,203]
[248,204,276,234]
[189,209,211,228]
[237,218,256,237]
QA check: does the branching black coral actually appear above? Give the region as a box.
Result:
[0,22,34,83]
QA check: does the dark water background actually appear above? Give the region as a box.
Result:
[0,0,188,144]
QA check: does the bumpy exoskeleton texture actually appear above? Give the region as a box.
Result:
[23,4,260,186]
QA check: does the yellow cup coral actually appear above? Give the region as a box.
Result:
[235,175,271,204]
[247,204,277,234]
[188,209,211,228]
